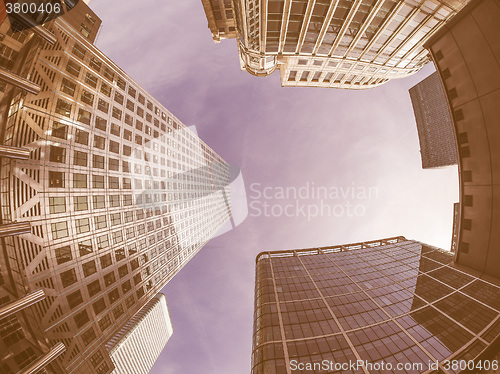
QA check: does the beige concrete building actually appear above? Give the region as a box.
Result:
[202,0,468,89]
[424,0,500,280]
[107,294,173,374]
[0,2,232,374]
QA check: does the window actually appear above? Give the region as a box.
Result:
[93,154,105,169]
[60,268,77,288]
[109,195,120,207]
[103,67,114,81]
[123,130,132,142]
[80,89,94,106]
[133,274,142,287]
[114,91,124,105]
[80,23,91,38]
[84,72,98,88]
[118,264,128,278]
[73,173,87,188]
[75,129,89,145]
[82,328,96,346]
[85,13,96,25]
[126,99,134,111]
[79,239,93,257]
[49,171,64,188]
[136,106,144,118]
[52,222,68,239]
[100,254,112,269]
[146,101,153,111]
[113,304,124,319]
[135,135,142,145]
[130,258,139,271]
[67,290,83,309]
[74,310,90,328]
[72,43,86,59]
[112,107,122,120]
[116,76,126,90]
[92,298,106,315]
[66,59,81,77]
[75,218,90,234]
[94,135,105,149]
[49,197,66,214]
[123,195,133,206]
[115,248,125,261]
[125,295,135,309]
[136,120,143,131]
[108,288,120,304]
[55,98,72,116]
[122,178,131,189]
[93,195,105,209]
[60,77,76,96]
[122,280,132,294]
[89,57,101,71]
[113,230,123,244]
[128,86,137,98]
[124,113,133,126]
[50,145,66,163]
[109,141,119,154]
[109,158,119,171]
[104,271,115,287]
[136,287,144,299]
[109,176,119,189]
[73,151,87,167]
[96,235,109,249]
[55,245,72,264]
[77,108,91,125]
[93,175,105,188]
[94,215,107,230]
[98,315,111,332]
[74,196,88,211]
[110,123,120,136]
[97,98,109,113]
[100,82,111,97]
[87,280,101,297]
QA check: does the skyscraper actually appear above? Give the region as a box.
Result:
[107,294,173,374]
[0,2,232,373]
[202,0,468,89]
[252,237,500,373]
[424,0,500,280]
[409,72,457,169]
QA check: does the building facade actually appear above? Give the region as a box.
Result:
[0,2,232,374]
[202,0,468,89]
[252,237,500,373]
[424,0,500,280]
[107,293,173,374]
[409,71,457,169]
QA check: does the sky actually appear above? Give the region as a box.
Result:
[89,1,459,373]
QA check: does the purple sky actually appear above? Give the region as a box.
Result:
[89,1,458,373]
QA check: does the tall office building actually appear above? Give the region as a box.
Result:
[424,0,500,280]
[107,293,173,374]
[0,2,231,374]
[252,237,500,373]
[409,72,457,169]
[202,0,468,89]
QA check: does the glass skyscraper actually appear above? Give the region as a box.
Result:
[252,237,500,373]
[0,2,231,373]
[202,0,468,89]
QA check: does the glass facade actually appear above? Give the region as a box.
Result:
[252,237,500,373]
[0,2,232,374]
